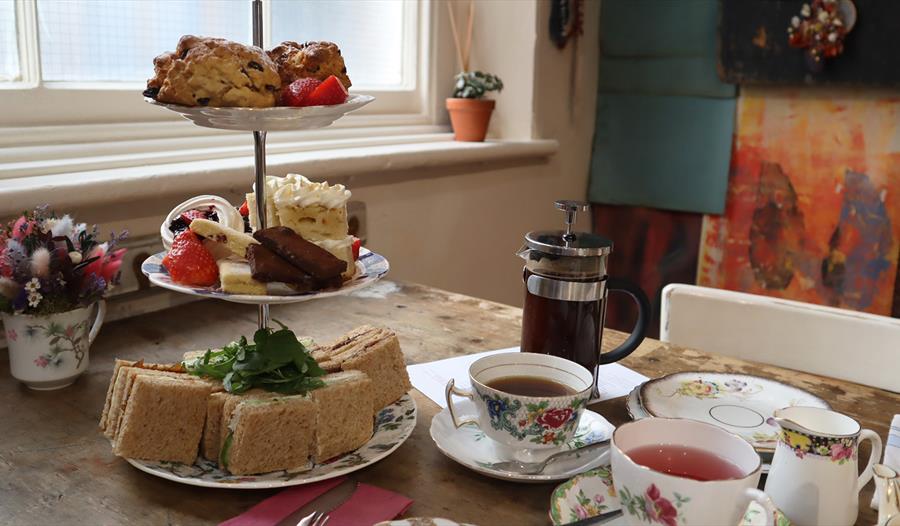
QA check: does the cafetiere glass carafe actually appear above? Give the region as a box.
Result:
[516,200,651,396]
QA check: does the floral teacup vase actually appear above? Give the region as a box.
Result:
[444,352,594,456]
[2,301,106,390]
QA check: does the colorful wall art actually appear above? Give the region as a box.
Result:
[698,88,900,315]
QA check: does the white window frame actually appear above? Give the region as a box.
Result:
[0,0,434,130]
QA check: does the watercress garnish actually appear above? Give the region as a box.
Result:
[184,321,326,395]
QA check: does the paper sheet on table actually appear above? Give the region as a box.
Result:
[407,347,649,409]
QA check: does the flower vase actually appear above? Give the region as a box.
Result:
[2,301,106,390]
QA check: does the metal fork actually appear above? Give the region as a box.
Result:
[484,438,610,475]
[297,511,330,526]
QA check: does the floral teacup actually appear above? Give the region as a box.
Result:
[444,352,593,452]
[611,418,776,526]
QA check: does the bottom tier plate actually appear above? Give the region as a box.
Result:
[140,247,389,305]
[125,394,416,489]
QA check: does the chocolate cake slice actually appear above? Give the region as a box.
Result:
[246,244,317,288]
[253,227,346,280]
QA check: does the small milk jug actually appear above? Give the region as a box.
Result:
[765,406,883,526]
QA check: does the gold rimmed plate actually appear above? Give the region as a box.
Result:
[639,372,830,452]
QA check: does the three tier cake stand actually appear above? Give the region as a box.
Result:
[141,0,384,330]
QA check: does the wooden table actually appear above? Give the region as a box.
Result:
[1,280,896,525]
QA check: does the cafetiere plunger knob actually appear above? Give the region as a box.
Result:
[555,200,590,241]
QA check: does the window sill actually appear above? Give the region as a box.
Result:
[0,135,558,215]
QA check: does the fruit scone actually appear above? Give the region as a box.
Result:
[246,174,355,279]
[145,35,281,108]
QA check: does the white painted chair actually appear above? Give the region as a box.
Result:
[660,284,900,393]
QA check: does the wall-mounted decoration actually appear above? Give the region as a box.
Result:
[698,88,900,316]
[786,0,855,71]
[719,0,900,86]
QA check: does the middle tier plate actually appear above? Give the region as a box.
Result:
[141,247,389,305]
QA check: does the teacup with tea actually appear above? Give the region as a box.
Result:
[444,352,594,451]
[611,418,777,526]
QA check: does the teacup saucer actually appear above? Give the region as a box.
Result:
[429,401,615,483]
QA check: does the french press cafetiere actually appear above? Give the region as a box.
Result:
[516,200,651,394]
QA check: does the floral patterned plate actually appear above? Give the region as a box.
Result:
[140,248,389,305]
[429,401,614,483]
[548,466,792,526]
[125,394,415,489]
[639,372,830,452]
[549,466,619,525]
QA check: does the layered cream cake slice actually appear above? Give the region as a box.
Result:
[247,174,350,241]
[217,259,266,295]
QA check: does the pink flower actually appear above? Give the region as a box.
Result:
[64,325,75,338]
[644,484,678,526]
[575,505,590,519]
[34,356,49,368]
[81,244,127,286]
[830,442,854,462]
[11,217,37,241]
[594,494,605,505]
[7,329,17,342]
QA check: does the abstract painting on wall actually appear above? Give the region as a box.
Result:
[698,88,900,316]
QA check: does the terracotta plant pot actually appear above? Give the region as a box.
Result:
[446,98,495,142]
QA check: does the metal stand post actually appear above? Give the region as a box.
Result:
[252,0,269,330]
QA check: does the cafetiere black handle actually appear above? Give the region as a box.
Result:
[599,276,651,364]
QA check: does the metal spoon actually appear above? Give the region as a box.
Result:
[485,438,611,475]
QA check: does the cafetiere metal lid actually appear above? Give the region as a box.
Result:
[523,200,613,257]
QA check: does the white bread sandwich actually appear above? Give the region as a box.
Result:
[313,326,411,413]
[310,370,374,461]
[112,375,214,464]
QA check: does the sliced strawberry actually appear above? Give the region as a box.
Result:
[179,209,206,225]
[281,78,322,107]
[239,200,249,217]
[305,75,349,106]
[162,231,219,286]
[351,237,361,261]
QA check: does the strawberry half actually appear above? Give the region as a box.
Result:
[162,231,219,286]
[281,78,322,107]
[304,75,349,106]
[239,200,249,217]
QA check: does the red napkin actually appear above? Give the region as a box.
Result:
[327,483,414,526]
[218,476,347,526]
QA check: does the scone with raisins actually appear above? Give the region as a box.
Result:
[146,35,281,108]
[267,41,351,89]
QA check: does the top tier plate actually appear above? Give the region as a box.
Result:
[144,94,374,131]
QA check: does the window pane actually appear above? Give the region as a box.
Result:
[37,0,250,82]
[270,0,406,89]
[0,0,19,82]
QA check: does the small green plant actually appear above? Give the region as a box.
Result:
[453,71,503,99]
